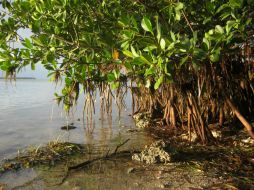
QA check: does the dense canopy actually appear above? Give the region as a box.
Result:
[0,0,254,143]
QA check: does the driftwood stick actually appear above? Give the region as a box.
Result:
[57,139,131,186]
[69,139,130,171]
[114,139,130,154]
[68,157,101,171]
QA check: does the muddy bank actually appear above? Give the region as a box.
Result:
[1,139,253,189]
[132,112,254,189]
[0,115,254,190]
[2,142,253,190]
[0,128,155,190]
[0,149,227,190]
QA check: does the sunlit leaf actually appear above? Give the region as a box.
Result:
[141,16,153,33]
[154,75,164,90]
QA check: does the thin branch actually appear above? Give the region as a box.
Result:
[181,11,194,33]
[114,138,130,154]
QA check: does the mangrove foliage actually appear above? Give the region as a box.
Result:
[0,0,254,143]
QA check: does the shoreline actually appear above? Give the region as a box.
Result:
[0,125,253,189]
[0,77,36,80]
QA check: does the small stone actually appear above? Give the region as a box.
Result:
[211,130,222,138]
[0,184,6,190]
[157,183,165,189]
[248,158,254,164]
[164,183,171,188]
[127,167,135,174]
[63,180,70,186]
[60,125,77,130]
[127,129,138,133]
[241,137,254,144]
[154,170,163,179]
[180,133,198,142]
[72,186,81,190]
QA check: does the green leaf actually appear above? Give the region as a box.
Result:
[170,31,176,41]
[131,46,139,57]
[140,55,152,65]
[155,16,161,41]
[175,11,181,21]
[113,69,120,79]
[143,45,157,52]
[32,20,41,33]
[226,20,236,34]
[133,57,144,65]
[118,14,129,27]
[160,38,166,50]
[46,53,55,63]
[154,75,164,90]
[124,62,132,70]
[111,82,119,90]
[31,63,35,70]
[2,0,11,9]
[203,37,210,50]
[175,2,184,11]
[145,65,155,76]
[206,1,215,13]
[210,48,221,62]
[44,64,54,70]
[229,0,243,8]
[215,25,224,34]
[121,41,130,49]
[179,48,187,53]
[180,56,188,66]
[22,38,33,49]
[193,48,207,60]
[0,54,9,62]
[141,17,153,33]
[216,3,229,14]
[107,73,116,82]
[32,38,44,46]
[247,0,254,4]
[65,77,72,86]
[122,50,133,58]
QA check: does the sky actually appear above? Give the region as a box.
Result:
[0,4,49,79]
[14,29,49,79]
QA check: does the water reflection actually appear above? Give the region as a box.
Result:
[0,80,135,160]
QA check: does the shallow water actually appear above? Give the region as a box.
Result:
[0,80,137,160]
[1,80,249,190]
[0,129,155,190]
[0,145,222,190]
[0,80,157,189]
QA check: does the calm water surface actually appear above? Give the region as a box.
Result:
[0,80,136,160]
